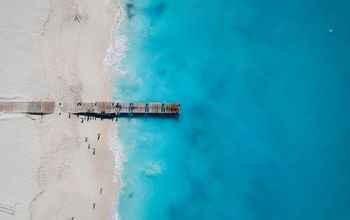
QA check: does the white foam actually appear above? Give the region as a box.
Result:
[104,3,131,219]
[107,123,126,220]
[108,124,126,184]
[103,5,129,77]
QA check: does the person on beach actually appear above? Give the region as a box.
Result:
[100,188,103,194]
[93,203,95,209]
[97,133,101,140]
[93,148,95,155]
[88,144,90,149]
[85,137,88,142]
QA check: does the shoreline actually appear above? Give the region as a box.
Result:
[0,0,122,219]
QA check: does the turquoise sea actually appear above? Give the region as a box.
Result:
[113,0,350,219]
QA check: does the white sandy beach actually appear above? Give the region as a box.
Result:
[0,0,123,219]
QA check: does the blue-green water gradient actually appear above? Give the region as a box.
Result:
[114,0,350,219]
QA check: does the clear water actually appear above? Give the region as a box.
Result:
[114,0,350,219]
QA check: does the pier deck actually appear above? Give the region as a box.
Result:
[0,102,180,115]
[0,101,55,114]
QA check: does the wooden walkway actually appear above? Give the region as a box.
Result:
[0,102,180,115]
[0,101,55,114]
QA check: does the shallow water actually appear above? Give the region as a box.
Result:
[113,0,350,219]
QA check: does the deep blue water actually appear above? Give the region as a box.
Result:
[113,0,350,219]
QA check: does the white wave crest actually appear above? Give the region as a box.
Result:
[103,5,129,77]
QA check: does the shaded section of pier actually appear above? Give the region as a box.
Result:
[59,102,180,115]
[74,112,180,119]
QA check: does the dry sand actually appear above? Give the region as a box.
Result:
[0,0,122,219]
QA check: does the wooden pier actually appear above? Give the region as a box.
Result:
[0,101,55,114]
[0,101,180,116]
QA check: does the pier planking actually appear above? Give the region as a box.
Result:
[0,102,180,115]
[0,101,55,114]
